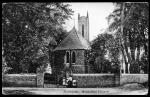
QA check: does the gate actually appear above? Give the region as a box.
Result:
[44,73,56,84]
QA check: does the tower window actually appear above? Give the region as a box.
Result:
[66,52,69,63]
[72,51,76,63]
[82,24,84,37]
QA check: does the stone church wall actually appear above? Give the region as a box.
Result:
[72,50,85,73]
[75,50,85,66]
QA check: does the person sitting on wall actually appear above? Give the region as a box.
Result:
[62,77,67,86]
[66,76,73,88]
[72,80,77,88]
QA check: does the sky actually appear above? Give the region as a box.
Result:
[63,3,115,41]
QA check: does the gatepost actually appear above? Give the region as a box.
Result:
[36,66,45,88]
[114,63,121,86]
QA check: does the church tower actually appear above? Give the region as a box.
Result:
[78,11,89,42]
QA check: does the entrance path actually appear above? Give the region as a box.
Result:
[2,87,148,95]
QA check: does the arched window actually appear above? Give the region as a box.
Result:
[72,51,76,63]
[82,24,84,37]
[66,52,69,63]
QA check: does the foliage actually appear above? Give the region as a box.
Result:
[2,3,73,73]
[2,57,12,74]
[94,56,112,73]
[139,53,149,73]
[89,33,114,73]
[2,46,12,75]
[106,2,149,73]
[106,34,121,62]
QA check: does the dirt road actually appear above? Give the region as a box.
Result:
[2,87,148,95]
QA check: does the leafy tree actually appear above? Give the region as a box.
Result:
[140,53,148,73]
[2,46,12,75]
[107,2,149,73]
[106,36,120,63]
[2,3,73,73]
[89,33,113,73]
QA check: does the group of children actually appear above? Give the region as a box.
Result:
[62,76,77,88]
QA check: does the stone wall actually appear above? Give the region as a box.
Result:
[72,65,85,73]
[2,74,37,87]
[75,50,85,66]
[2,73,148,88]
[72,74,148,88]
[72,74,115,87]
[73,50,85,73]
[120,74,148,85]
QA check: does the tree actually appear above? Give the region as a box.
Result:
[2,3,73,73]
[90,33,113,73]
[107,2,149,73]
[106,36,120,62]
[2,46,12,75]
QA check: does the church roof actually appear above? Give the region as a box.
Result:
[54,27,91,51]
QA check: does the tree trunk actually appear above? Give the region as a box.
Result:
[130,46,136,73]
[136,46,140,62]
[124,48,129,73]
[130,45,135,62]
[119,2,126,75]
[120,44,128,73]
[123,30,132,73]
[144,43,148,56]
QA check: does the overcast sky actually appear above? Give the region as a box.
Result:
[63,2,115,41]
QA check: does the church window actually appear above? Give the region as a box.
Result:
[66,52,69,63]
[82,24,84,37]
[72,51,76,63]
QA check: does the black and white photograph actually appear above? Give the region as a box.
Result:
[2,2,149,95]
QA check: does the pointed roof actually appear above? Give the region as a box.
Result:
[54,27,91,51]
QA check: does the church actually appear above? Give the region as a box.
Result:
[53,12,91,74]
